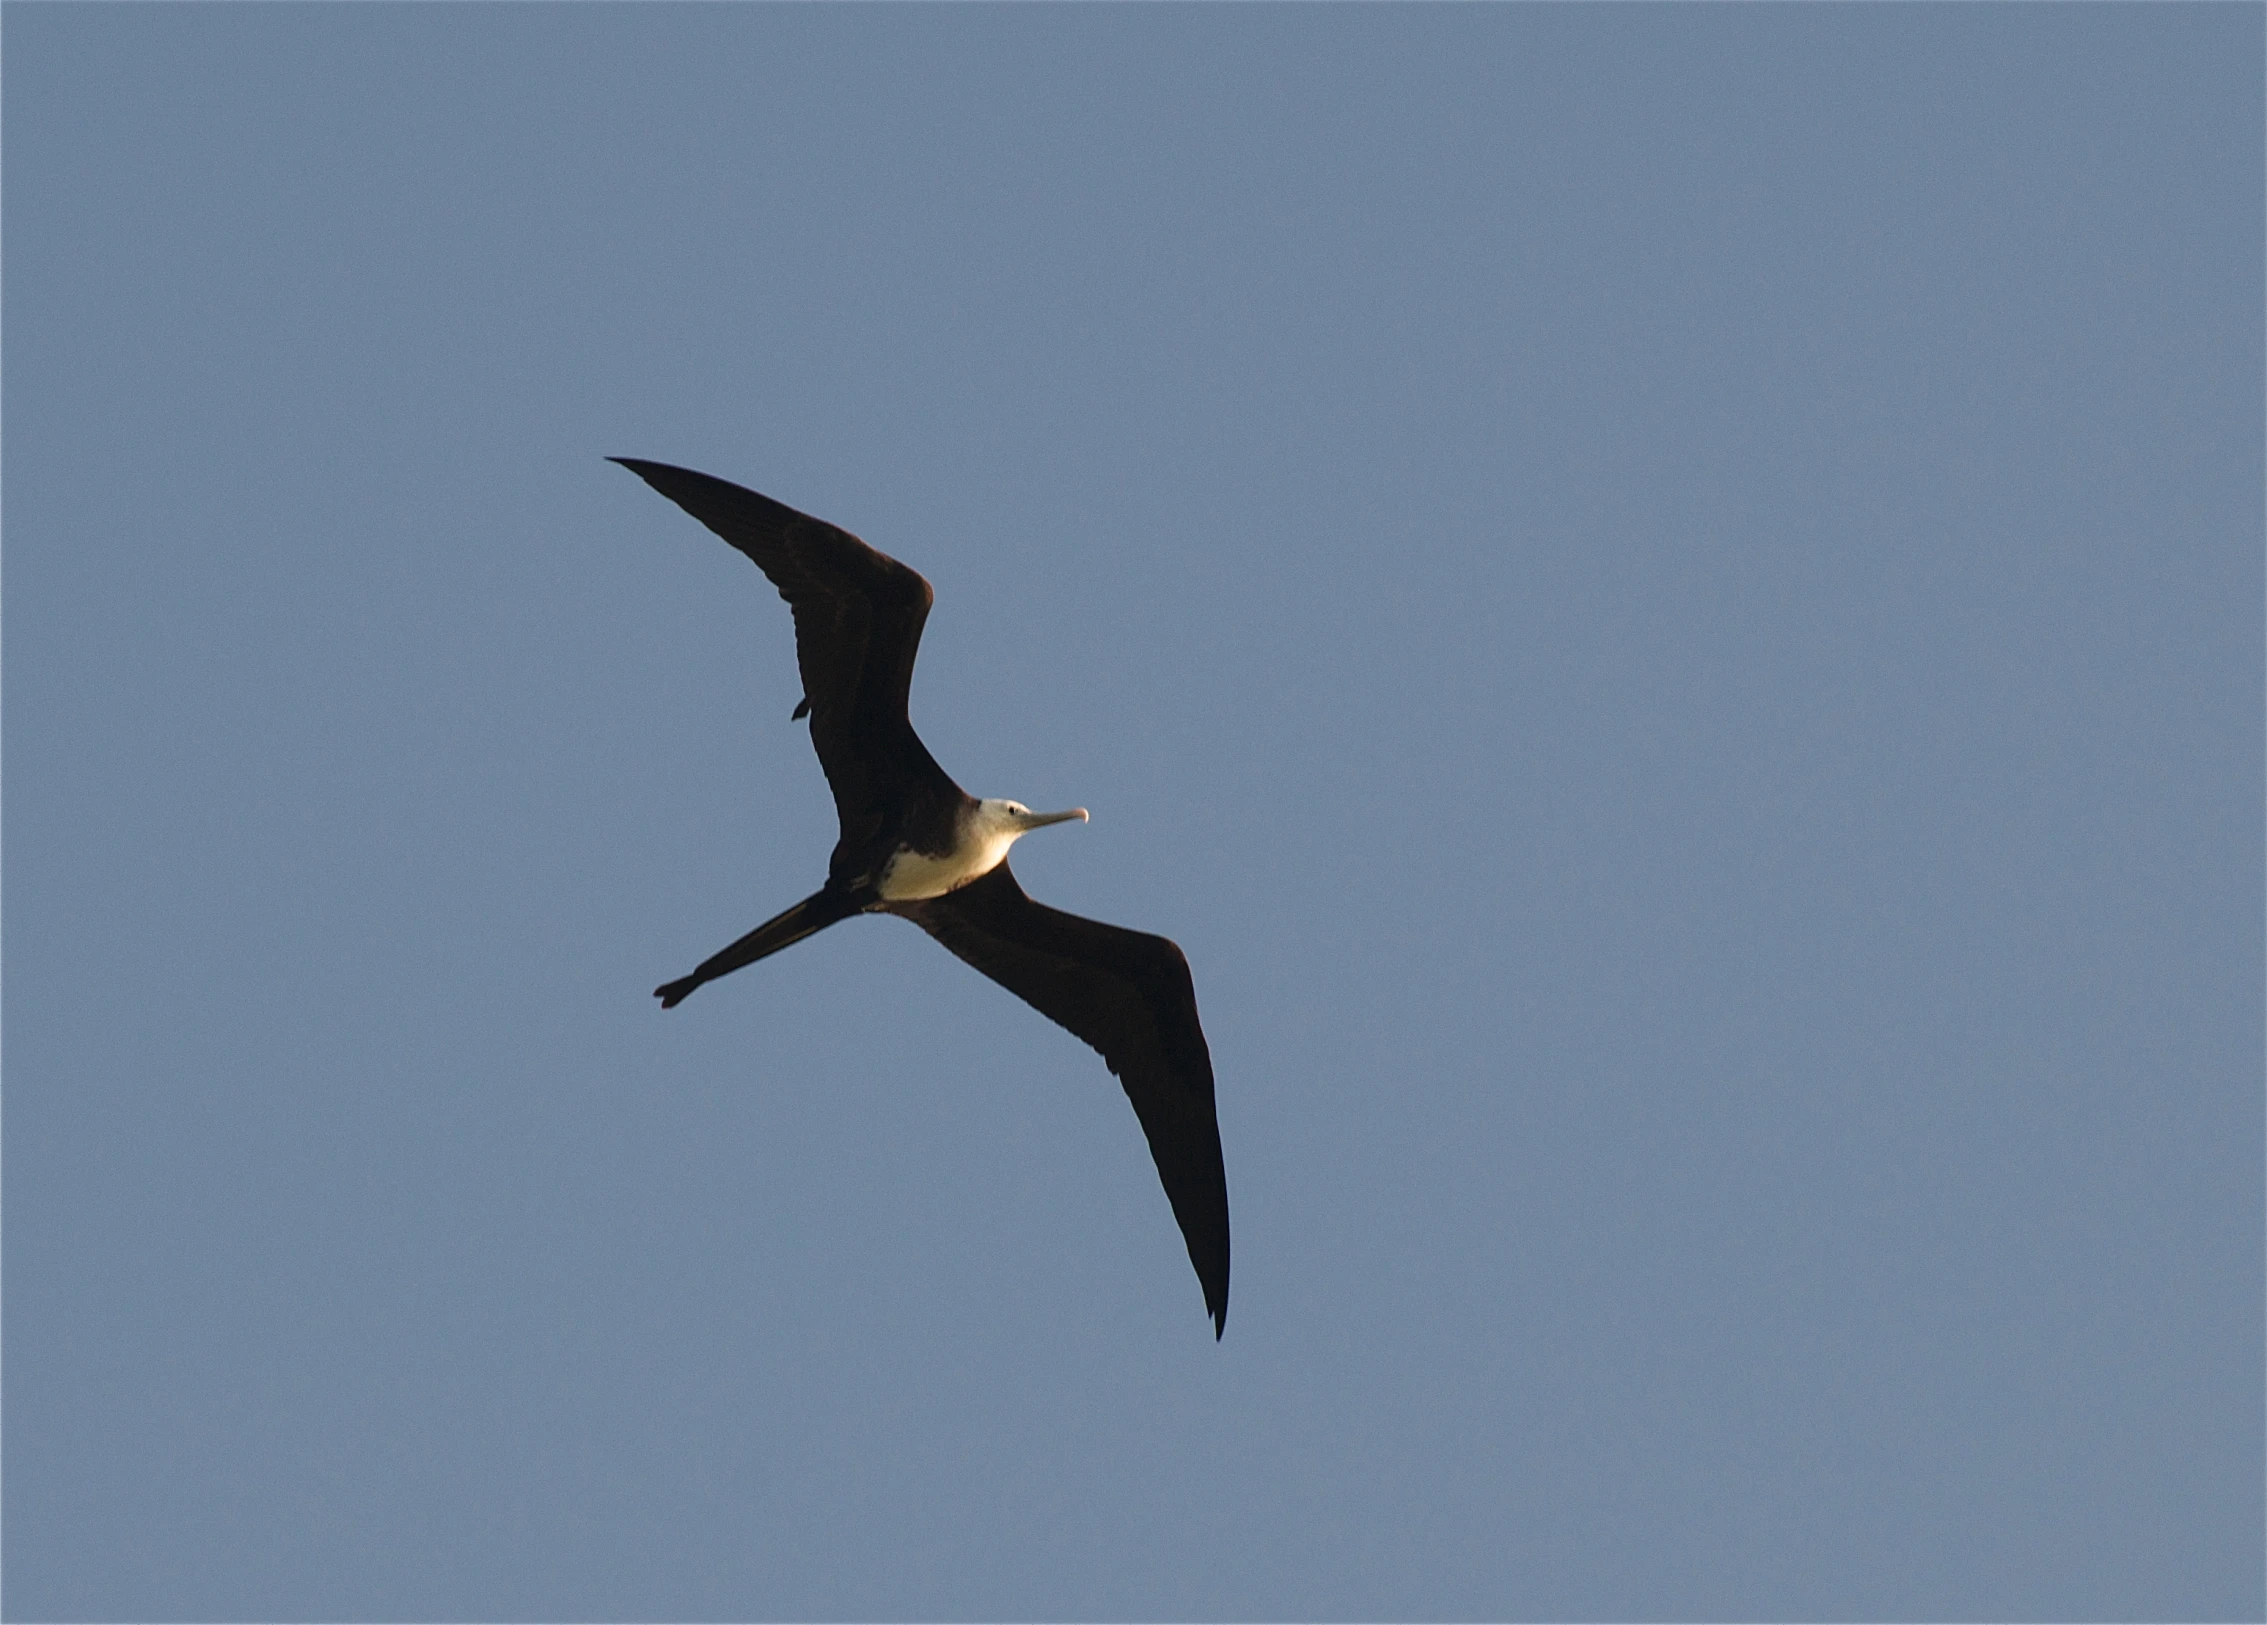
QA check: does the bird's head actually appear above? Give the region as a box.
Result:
[979,798,1089,843]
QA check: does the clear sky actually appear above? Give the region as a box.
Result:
[6,7,2259,1620]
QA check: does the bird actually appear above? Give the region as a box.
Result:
[614,458,1229,1338]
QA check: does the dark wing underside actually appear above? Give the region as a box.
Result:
[900,863,1230,1337]
[610,458,962,857]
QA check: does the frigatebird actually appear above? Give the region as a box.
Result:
[616,459,1229,1338]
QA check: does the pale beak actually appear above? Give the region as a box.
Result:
[1019,807,1089,830]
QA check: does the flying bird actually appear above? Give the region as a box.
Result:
[615,458,1229,1338]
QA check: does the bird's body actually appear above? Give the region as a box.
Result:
[615,458,1229,1338]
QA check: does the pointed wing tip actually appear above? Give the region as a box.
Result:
[1214,1308,1227,1341]
[610,455,688,485]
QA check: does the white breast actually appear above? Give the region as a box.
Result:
[875,817,1017,902]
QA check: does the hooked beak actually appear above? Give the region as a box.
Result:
[1018,807,1089,831]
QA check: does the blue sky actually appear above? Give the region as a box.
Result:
[6,7,2260,1619]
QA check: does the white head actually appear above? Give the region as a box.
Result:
[978,798,1090,842]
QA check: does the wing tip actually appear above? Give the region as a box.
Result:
[609,455,690,486]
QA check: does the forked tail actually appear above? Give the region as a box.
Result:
[655,887,858,1008]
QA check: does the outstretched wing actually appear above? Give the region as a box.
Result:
[611,458,962,854]
[899,863,1230,1338]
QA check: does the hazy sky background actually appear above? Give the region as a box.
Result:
[7,7,2260,1620]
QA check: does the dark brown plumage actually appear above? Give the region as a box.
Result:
[615,458,1229,1338]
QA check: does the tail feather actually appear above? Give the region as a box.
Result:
[656,887,855,1007]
